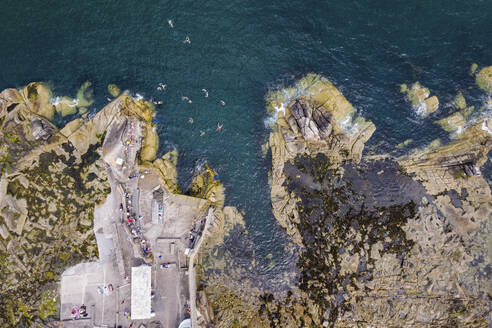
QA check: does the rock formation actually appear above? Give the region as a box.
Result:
[0,84,159,326]
[475,65,492,93]
[259,74,491,326]
[194,74,491,327]
[401,82,439,117]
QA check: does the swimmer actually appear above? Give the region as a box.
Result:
[201,89,209,97]
[157,86,162,91]
[184,36,191,44]
[157,101,163,105]
[168,19,174,28]
[181,96,189,101]
[188,99,192,104]
[220,100,226,106]
[106,97,111,101]
[189,117,194,124]
[161,83,167,90]
[217,123,223,131]
[200,130,205,136]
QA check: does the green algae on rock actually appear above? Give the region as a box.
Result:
[475,65,492,93]
[108,84,121,97]
[75,81,95,108]
[453,91,467,110]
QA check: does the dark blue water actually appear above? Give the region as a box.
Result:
[1,0,491,285]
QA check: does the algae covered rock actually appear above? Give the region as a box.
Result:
[76,81,95,108]
[470,62,478,76]
[453,91,467,109]
[475,65,492,93]
[108,84,121,97]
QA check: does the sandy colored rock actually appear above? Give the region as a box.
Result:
[148,150,180,193]
[54,96,78,117]
[424,95,439,114]
[19,82,55,121]
[140,123,158,162]
[401,82,439,117]
[266,74,375,244]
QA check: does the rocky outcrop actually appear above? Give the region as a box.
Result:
[0,84,159,326]
[435,92,475,137]
[261,74,491,326]
[266,74,375,244]
[401,82,439,117]
[30,117,54,140]
[475,65,492,93]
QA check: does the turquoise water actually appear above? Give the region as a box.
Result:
[1,0,491,285]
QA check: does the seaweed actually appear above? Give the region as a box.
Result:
[283,154,423,324]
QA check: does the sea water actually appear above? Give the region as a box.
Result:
[1,0,491,287]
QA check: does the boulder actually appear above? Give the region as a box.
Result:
[424,95,439,114]
[30,118,54,140]
[287,115,299,134]
[312,107,332,139]
[298,117,321,141]
[402,82,439,117]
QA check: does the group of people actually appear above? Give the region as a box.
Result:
[97,283,114,296]
[123,190,153,261]
[71,304,88,320]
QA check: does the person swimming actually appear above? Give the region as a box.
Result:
[189,117,194,124]
[217,123,223,131]
[184,36,191,44]
[200,130,205,136]
[201,89,209,97]
[168,19,174,28]
[188,99,192,104]
[182,96,189,101]
[220,100,226,106]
